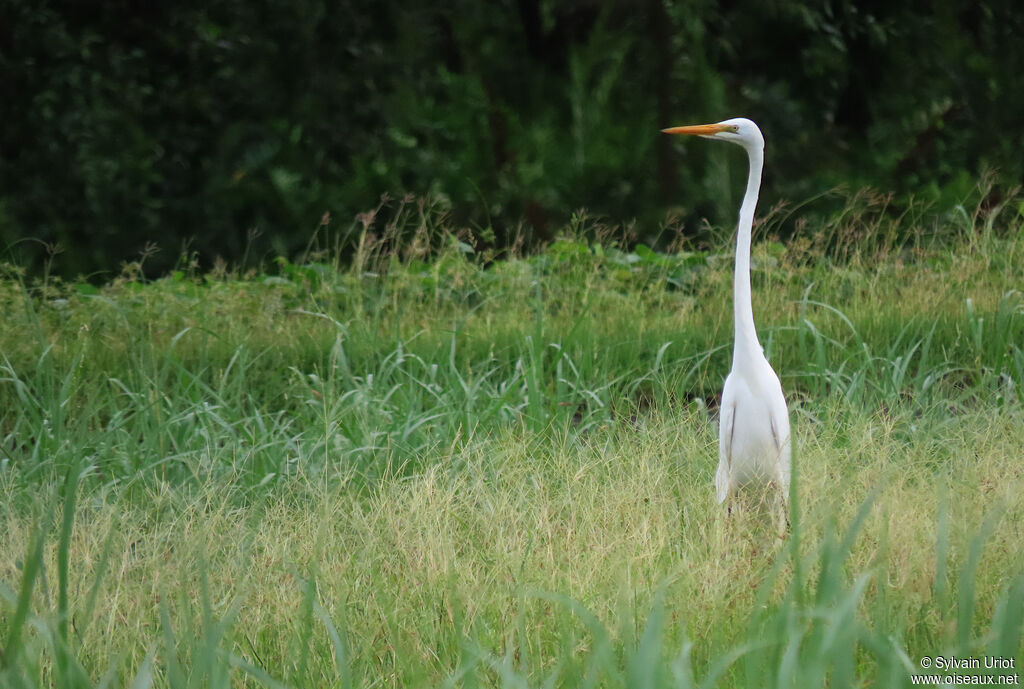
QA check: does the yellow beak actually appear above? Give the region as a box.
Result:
[661,123,731,136]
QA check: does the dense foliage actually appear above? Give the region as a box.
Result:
[2,0,1023,275]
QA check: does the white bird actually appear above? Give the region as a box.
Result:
[662,118,791,531]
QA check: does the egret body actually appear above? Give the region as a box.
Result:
[662,118,791,528]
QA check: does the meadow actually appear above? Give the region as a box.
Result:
[1,191,1023,687]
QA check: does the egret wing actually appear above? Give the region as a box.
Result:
[715,380,738,503]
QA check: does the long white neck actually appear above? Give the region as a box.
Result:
[732,144,764,369]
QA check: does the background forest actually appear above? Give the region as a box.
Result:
[2,0,1023,276]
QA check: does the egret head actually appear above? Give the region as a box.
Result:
[662,117,763,152]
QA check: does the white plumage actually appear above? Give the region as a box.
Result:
[663,118,791,530]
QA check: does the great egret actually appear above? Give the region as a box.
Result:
[662,118,791,530]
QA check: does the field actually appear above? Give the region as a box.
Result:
[1,194,1023,687]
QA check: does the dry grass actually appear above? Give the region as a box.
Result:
[3,404,1021,686]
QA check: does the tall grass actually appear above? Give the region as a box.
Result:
[1,188,1022,685]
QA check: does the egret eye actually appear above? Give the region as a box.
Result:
[731,125,740,133]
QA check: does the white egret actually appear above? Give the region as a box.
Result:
[662,118,791,530]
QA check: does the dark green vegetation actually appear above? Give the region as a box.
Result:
[3,1,1023,275]
[1,195,1022,686]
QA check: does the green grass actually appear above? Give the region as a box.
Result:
[1,191,1023,686]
